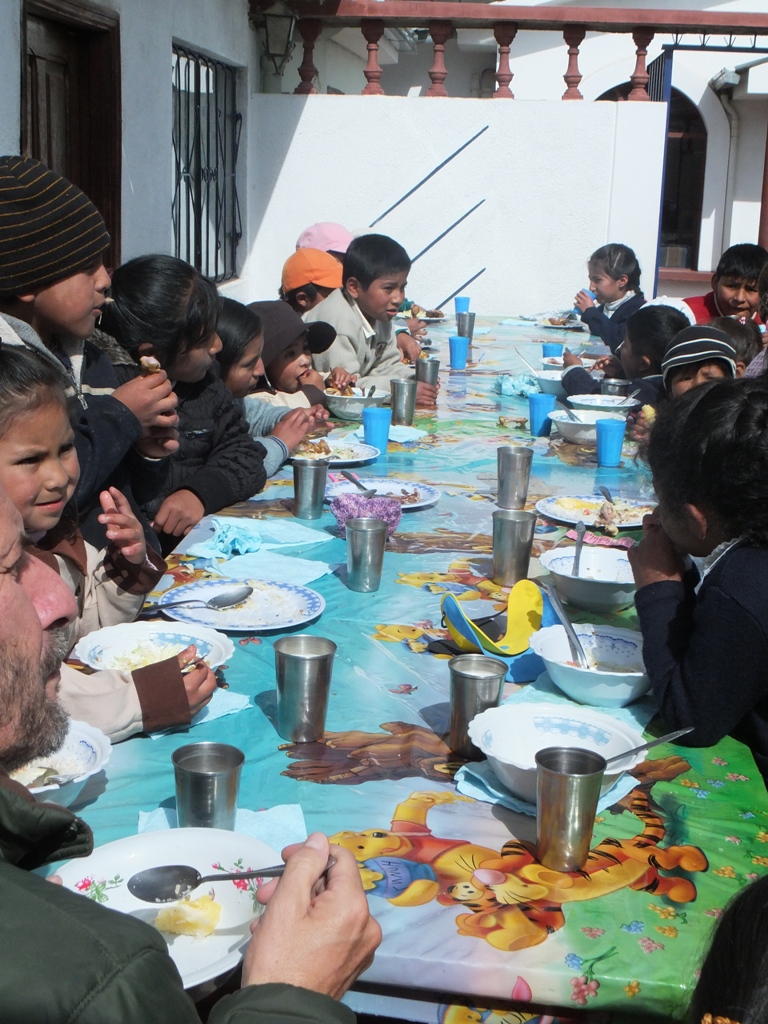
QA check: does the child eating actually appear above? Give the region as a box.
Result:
[683,242,768,324]
[629,378,768,787]
[661,325,737,398]
[574,242,646,351]
[0,346,214,740]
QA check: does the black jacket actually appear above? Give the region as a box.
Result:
[579,293,646,353]
[562,367,663,406]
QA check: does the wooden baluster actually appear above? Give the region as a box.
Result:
[492,23,517,99]
[562,24,586,100]
[628,27,654,101]
[426,21,452,97]
[294,18,322,95]
[361,19,385,95]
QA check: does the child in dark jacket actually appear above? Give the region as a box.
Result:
[97,255,267,554]
[574,243,645,352]
[629,378,768,787]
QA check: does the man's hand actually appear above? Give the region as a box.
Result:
[396,333,423,364]
[562,350,583,368]
[152,490,205,537]
[176,645,216,715]
[113,372,179,435]
[98,487,147,564]
[272,409,312,452]
[593,354,623,377]
[242,833,381,999]
[327,367,357,391]
[415,380,439,407]
[627,510,686,589]
[574,289,595,312]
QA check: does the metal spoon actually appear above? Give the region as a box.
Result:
[617,388,641,406]
[147,585,254,613]
[604,727,695,768]
[556,401,581,423]
[340,470,377,499]
[599,485,614,504]
[542,583,590,669]
[571,521,586,577]
[514,348,539,376]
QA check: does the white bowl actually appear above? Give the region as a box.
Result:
[534,369,566,398]
[568,394,640,413]
[12,719,111,807]
[468,701,646,802]
[73,621,234,673]
[325,388,390,421]
[540,547,636,611]
[541,357,564,369]
[547,409,626,444]
[529,624,650,708]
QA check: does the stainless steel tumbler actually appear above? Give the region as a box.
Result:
[274,634,337,742]
[448,654,507,758]
[415,357,440,386]
[173,742,245,830]
[293,458,329,519]
[536,746,606,871]
[346,517,388,592]
[390,378,418,426]
[497,446,533,509]
[492,509,537,585]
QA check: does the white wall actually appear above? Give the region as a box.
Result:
[226,95,667,315]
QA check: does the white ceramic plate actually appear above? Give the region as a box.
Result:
[292,441,379,467]
[536,494,654,528]
[73,622,234,672]
[12,720,111,807]
[57,829,278,989]
[156,579,325,631]
[325,478,440,511]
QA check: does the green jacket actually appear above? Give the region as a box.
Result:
[0,774,355,1024]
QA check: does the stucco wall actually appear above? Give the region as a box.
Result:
[226,95,667,315]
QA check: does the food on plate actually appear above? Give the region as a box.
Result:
[109,641,189,673]
[641,403,656,425]
[325,383,355,397]
[154,894,222,938]
[296,438,332,458]
[596,501,619,536]
[11,754,83,789]
[545,496,653,530]
[396,488,421,506]
[139,355,163,376]
[409,304,444,319]
[548,316,569,326]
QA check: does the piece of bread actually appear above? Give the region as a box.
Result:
[139,355,163,376]
[154,894,222,937]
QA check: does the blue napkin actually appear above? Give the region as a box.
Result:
[138,805,307,850]
[455,759,637,816]
[496,373,541,397]
[184,515,333,560]
[223,551,333,586]
[150,687,251,739]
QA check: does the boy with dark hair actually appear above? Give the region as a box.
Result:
[709,315,762,374]
[304,233,438,406]
[0,155,177,548]
[684,243,768,323]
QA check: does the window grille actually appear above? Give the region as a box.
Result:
[172,45,242,282]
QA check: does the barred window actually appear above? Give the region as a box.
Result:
[172,45,242,282]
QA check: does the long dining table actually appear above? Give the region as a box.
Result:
[56,315,768,1024]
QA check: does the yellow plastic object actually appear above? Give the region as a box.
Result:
[442,581,543,657]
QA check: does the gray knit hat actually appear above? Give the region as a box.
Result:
[661,326,737,387]
[0,155,110,295]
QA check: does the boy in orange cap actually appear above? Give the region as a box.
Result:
[280,248,343,313]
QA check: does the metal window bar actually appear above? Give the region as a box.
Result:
[172,45,242,282]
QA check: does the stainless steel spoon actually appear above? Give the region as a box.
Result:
[340,470,377,499]
[571,521,586,577]
[556,401,581,423]
[599,485,614,504]
[604,727,695,767]
[127,855,336,904]
[148,585,254,613]
[617,388,641,406]
[542,583,590,669]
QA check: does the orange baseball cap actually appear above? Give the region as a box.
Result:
[281,248,342,292]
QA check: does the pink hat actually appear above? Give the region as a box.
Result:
[296,222,354,255]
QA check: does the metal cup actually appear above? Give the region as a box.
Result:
[415,357,440,386]
[173,742,245,830]
[497,446,533,509]
[346,517,388,592]
[456,311,476,342]
[536,746,606,871]
[390,378,417,426]
[293,458,329,519]
[448,654,507,758]
[492,509,537,585]
[601,378,630,397]
[274,634,337,742]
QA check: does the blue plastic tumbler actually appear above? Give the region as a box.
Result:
[596,418,626,467]
[454,296,471,315]
[574,288,596,313]
[363,407,392,454]
[449,335,470,370]
[529,393,557,437]
[542,342,564,359]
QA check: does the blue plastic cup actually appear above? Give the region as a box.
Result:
[574,288,596,314]
[449,335,470,370]
[529,393,557,436]
[596,418,626,467]
[362,406,392,453]
[454,296,470,314]
[542,343,564,358]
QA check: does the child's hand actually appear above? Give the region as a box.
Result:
[327,368,357,390]
[306,404,330,431]
[406,317,427,340]
[593,354,623,377]
[415,380,439,408]
[152,490,205,538]
[627,409,652,445]
[98,487,147,564]
[177,645,216,715]
[396,333,423,364]
[298,368,325,390]
[113,372,179,434]
[272,409,312,452]
[627,510,686,588]
[562,350,583,368]
[574,289,595,312]
[134,430,180,459]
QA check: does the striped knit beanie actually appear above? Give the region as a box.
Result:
[661,326,737,387]
[0,155,110,296]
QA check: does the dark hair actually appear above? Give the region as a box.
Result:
[708,316,762,367]
[0,346,70,436]
[648,377,768,544]
[343,234,410,290]
[588,243,641,291]
[279,283,319,311]
[100,254,219,368]
[687,873,768,1024]
[714,242,768,283]
[215,298,262,378]
[625,305,690,372]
